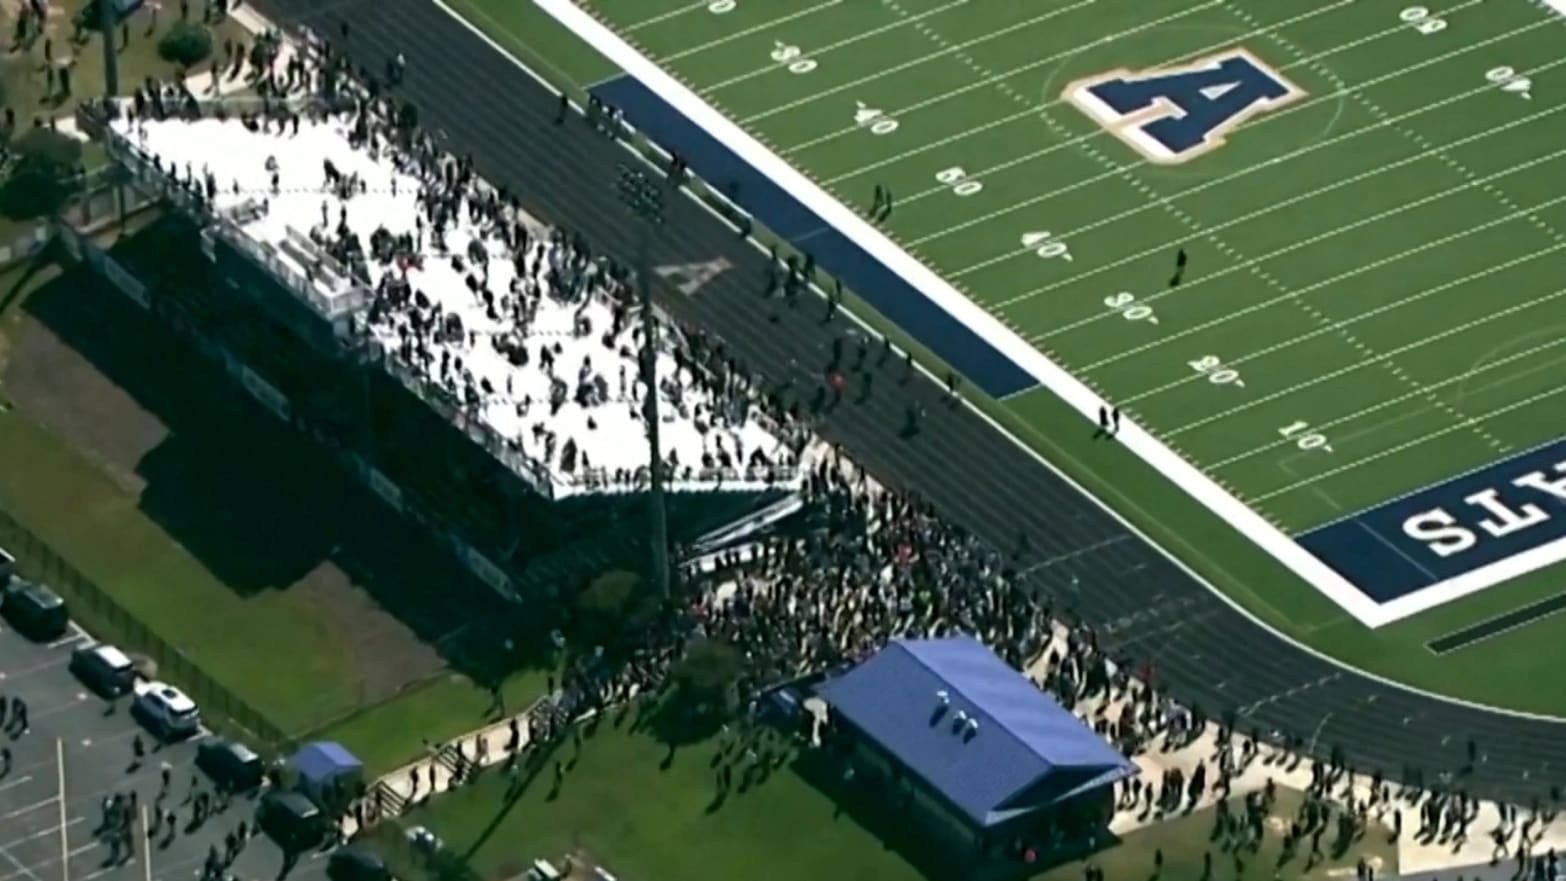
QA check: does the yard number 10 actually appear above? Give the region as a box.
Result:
[1279,421,1333,454]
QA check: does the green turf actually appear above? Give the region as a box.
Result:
[456,0,1566,715]
[368,718,1395,881]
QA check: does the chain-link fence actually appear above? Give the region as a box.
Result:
[0,508,292,751]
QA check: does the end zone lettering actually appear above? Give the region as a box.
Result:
[1404,463,1566,558]
[1298,441,1566,605]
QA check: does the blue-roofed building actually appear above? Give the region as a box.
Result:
[815,636,1136,856]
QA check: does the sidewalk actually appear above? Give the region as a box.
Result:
[338,696,547,839]
[1023,624,1564,879]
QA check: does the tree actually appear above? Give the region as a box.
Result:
[669,637,744,716]
[0,128,84,219]
[158,21,213,67]
[570,569,652,649]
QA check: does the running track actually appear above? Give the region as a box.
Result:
[249,0,1566,802]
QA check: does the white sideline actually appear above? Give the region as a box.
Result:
[427,0,1566,722]
[530,0,1406,626]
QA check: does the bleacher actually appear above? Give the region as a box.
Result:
[87,214,780,599]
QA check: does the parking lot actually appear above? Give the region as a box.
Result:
[0,618,335,881]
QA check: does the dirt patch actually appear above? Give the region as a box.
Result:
[294,558,447,709]
[2,265,459,711]
[4,311,167,495]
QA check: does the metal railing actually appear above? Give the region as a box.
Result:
[0,509,292,750]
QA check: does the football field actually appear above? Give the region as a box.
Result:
[452,0,1566,706]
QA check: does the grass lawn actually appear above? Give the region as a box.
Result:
[368,720,1395,881]
[321,666,554,777]
[0,261,362,736]
[0,237,551,761]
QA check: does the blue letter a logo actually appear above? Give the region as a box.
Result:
[1064,49,1305,164]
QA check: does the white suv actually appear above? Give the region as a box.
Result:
[133,681,200,739]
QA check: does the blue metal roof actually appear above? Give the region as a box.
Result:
[816,636,1136,828]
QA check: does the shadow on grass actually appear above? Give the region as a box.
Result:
[639,693,725,749]
[788,747,1108,881]
[0,246,56,316]
[11,221,553,709]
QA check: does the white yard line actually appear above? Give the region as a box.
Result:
[734,0,1197,117]
[989,104,1566,306]
[1254,380,1566,504]
[1224,0,1566,249]
[1082,184,1566,380]
[679,0,971,86]
[624,0,711,31]
[924,5,1516,452]
[815,0,1483,175]
[661,0,844,62]
[1207,335,1566,471]
[1117,234,1566,404]
[920,95,1559,269]
[940,18,1557,284]
[901,0,1507,453]
[1176,331,1566,440]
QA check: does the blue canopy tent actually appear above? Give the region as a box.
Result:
[816,636,1136,834]
[290,741,363,802]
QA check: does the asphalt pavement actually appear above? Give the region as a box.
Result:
[0,618,331,881]
[242,0,1566,803]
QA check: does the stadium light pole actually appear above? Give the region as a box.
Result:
[98,0,120,98]
[617,164,671,600]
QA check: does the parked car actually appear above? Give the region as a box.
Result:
[258,790,324,850]
[327,848,390,881]
[1,579,68,641]
[69,642,136,697]
[0,545,14,585]
[196,738,263,792]
[131,681,200,739]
